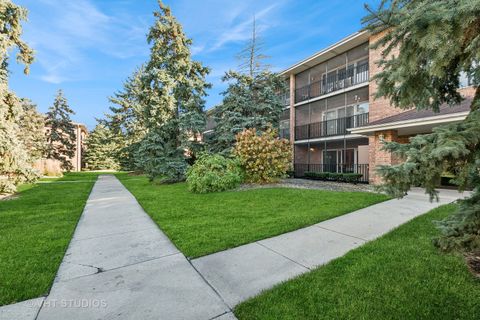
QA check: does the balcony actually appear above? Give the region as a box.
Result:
[295,60,369,104]
[295,113,369,140]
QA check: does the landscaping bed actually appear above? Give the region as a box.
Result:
[234,204,480,319]
[304,171,364,183]
[116,173,388,258]
[237,178,374,193]
[0,173,99,306]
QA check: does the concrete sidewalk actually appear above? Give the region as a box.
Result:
[191,188,467,308]
[17,175,233,320]
[1,175,466,320]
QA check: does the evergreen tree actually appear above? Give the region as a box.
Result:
[136,1,210,182]
[45,90,76,171]
[84,123,120,170]
[104,66,147,170]
[18,99,47,160]
[363,0,480,252]
[0,0,37,193]
[209,19,286,154]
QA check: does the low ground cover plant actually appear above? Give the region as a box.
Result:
[186,153,243,193]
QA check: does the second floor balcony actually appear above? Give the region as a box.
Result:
[295,112,369,140]
[295,60,369,104]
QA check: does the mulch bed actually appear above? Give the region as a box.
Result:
[237,178,375,193]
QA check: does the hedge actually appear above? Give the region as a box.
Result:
[304,171,364,183]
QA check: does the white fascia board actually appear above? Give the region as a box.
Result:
[294,134,367,145]
[349,112,469,134]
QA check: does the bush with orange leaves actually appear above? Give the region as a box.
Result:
[233,127,292,183]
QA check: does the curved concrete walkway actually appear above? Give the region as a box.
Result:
[1,175,467,320]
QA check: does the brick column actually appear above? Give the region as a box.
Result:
[369,129,398,184]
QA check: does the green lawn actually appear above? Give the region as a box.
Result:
[116,173,388,258]
[0,173,98,306]
[235,204,480,320]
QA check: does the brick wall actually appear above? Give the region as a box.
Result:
[368,32,408,123]
[369,130,413,184]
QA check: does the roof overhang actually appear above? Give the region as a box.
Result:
[349,112,469,135]
[280,30,371,77]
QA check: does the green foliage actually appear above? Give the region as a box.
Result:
[103,66,147,171]
[208,21,286,154]
[0,0,38,194]
[18,99,47,160]
[84,123,120,170]
[136,124,187,183]
[0,0,34,76]
[186,153,243,194]
[304,171,363,183]
[233,127,292,183]
[45,90,76,171]
[363,0,480,252]
[209,71,287,154]
[132,1,209,182]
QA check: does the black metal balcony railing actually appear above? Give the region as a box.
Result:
[294,61,369,103]
[294,163,370,183]
[295,113,369,140]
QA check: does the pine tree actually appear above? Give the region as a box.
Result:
[136,1,210,182]
[104,66,147,171]
[18,99,47,160]
[209,18,286,154]
[84,123,120,170]
[363,0,480,252]
[0,0,37,193]
[45,90,76,171]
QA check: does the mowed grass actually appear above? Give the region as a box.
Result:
[116,173,388,258]
[235,204,480,320]
[0,173,98,306]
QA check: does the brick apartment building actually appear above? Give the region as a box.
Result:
[280,30,474,184]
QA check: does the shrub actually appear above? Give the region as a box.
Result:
[186,153,243,194]
[233,127,292,183]
[343,173,363,183]
[304,171,363,183]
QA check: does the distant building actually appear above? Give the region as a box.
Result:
[34,122,88,174]
[71,123,88,171]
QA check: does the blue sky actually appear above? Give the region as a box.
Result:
[10,0,376,129]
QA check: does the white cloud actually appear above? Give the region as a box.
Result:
[208,4,279,52]
[22,0,149,84]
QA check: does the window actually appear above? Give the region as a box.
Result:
[356,102,369,114]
